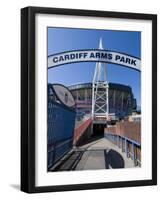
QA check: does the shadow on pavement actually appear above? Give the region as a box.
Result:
[104,149,125,169]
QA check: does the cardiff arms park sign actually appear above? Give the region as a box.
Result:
[48,38,141,71]
[48,50,140,71]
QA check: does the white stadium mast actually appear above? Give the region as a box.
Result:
[92,38,109,124]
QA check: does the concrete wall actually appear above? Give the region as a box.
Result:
[73,118,92,146]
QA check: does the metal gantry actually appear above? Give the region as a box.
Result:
[92,38,109,123]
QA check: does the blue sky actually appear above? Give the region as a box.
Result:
[48,27,141,106]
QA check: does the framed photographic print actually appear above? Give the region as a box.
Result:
[21,6,157,193]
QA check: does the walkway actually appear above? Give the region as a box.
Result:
[75,137,135,170]
[52,136,137,171]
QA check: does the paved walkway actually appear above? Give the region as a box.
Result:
[52,136,138,171]
[74,137,135,170]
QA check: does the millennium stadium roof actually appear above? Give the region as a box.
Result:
[68,82,132,93]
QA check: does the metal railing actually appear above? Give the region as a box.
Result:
[104,133,141,167]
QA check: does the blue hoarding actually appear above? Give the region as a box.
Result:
[47,84,76,170]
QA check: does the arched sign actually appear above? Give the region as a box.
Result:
[48,50,141,71]
[52,84,75,108]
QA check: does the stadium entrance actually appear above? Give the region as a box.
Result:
[93,124,105,136]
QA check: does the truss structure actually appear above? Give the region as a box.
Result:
[92,38,109,122]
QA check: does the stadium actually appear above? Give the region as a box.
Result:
[68,82,137,121]
[47,37,141,171]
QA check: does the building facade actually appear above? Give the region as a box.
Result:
[68,82,136,119]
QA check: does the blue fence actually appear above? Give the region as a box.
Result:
[48,84,76,170]
[104,133,141,166]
